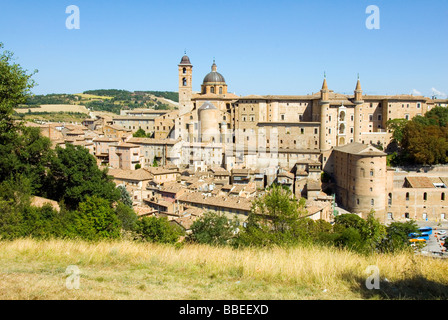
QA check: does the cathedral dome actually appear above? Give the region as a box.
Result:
[203,61,226,84]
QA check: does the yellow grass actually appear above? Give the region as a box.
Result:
[0,238,447,300]
[75,93,113,100]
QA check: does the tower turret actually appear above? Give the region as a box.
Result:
[178,53,193,116]
[353,75,363,143]
[319,74,330,151]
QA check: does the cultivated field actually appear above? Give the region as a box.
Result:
[0,239,447,300]
[14,104,90,114]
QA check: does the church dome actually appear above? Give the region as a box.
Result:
[203,61,226,84]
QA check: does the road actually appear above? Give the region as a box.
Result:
[415,221,447,258]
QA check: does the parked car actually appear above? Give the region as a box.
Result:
[437,230,447,235]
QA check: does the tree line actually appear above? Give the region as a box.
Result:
[387,107,448,166]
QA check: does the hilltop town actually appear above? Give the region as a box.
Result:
[23,54,448,232]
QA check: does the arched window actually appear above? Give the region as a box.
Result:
[388,193,392,205]
[406,192,409,201]
[182,67,186,74]
[339,123,345,134]
[182,77,187,86]
[423,192,427,201]
[210,87,215,93]
[219,87,223,94]
[339,111,345,121]
[442,193,445,201]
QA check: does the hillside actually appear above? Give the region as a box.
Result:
[0,238,447,300]
[15,90,179,119]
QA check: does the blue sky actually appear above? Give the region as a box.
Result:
[0,0,447,97]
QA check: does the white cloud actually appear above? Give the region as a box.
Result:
[411,89,422,95]
[431,87,447,98]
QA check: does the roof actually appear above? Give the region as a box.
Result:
[231,168,252,175]
[177,193,252,212]
[333,142,386,156]
[108,168,154,181]
[179,55,192,66]
[112,142,139,148]
[31,196,60,212]
[127,137,179,145]
[203,71,226,84]
[405,176,436,188]
[203,62,226,84]
[198,101,217,111]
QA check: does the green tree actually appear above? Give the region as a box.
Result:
[386,118,408,146]
[136,216,184,244]
[133,128,148,138]
[115,201,138,231]
[72,196,121,240]
[189,211,238,246]
[117,184,133,208]
[0,43,41,184]
[402,122,448,165]
[382,220,419,252]
[236,184,308,247]
[333,212,386,253]
[44,144,120,209]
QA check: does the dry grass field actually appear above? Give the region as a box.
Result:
[0,238,447,300]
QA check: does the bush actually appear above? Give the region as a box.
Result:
[136,216,184,244]
[189,211,238,246]
[71,196,121,241]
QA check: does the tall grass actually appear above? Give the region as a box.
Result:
[0,238,447,300]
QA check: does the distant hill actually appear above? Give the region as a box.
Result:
[21,90,179,115]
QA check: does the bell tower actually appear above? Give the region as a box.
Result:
[178,53,193,116]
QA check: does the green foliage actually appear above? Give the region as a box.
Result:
[136,216,184,244]
[117,185,133,208]
[23,93,77,106]
[236,184,309,247]
[71,196,121,241]
[133,128,150,138]
[43,144,120,209]
[392,107,448,166]
[0,43,36,124]
[333,212,387,253]
[189,211,238,246]
[115,201,138,231]
[382,220,419,252]
[386,118,408,145]
[142,91,179,103]
[83,89,132,100]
